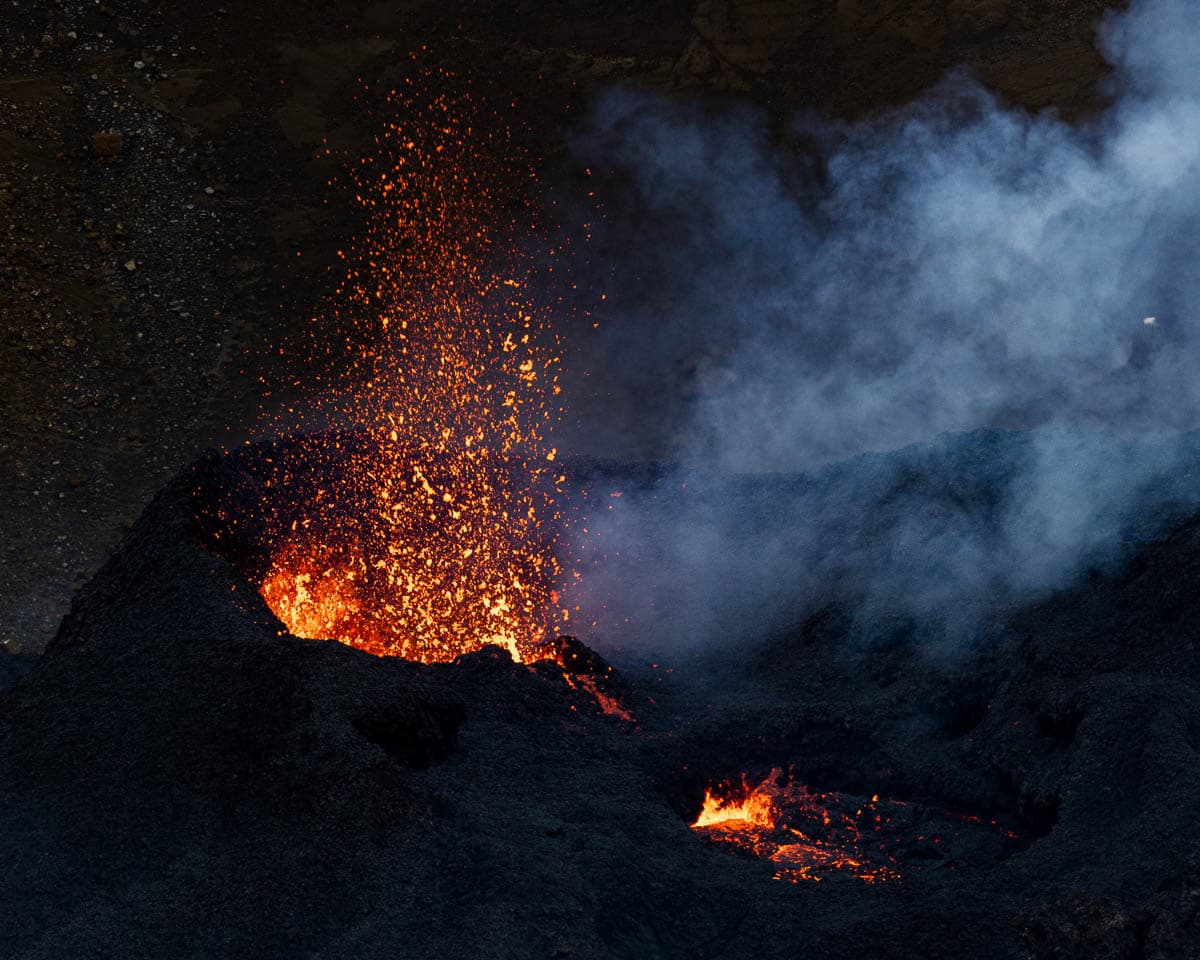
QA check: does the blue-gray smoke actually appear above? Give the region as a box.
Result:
[561,0,1200,658]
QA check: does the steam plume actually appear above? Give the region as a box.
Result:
[562,0,1200,657]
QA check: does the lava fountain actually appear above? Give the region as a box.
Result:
[252,67,573,664]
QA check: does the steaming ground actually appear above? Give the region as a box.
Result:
[563,0,1200,657]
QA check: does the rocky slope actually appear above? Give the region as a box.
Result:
[2,430,1198,958]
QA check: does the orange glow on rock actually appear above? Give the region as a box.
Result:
[530,635,635,721]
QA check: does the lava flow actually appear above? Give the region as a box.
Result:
[692,768,1018,884]
[253,66,574,666]
[693,769,901,884]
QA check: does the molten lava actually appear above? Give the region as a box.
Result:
[691,769,901,884]
[255,66,573,665]
[692,768,1019,884]
[694,780,776,830]
[531,635,634,720]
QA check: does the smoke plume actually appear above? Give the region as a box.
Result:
[561,0,1200,658]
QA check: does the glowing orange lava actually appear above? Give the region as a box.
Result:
[692,768,1021,883]
[693,779,775,829]
[532,635,635,721]
[691,769,901,885]
[256,65,574,665]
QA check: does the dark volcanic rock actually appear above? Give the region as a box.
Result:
[0,650,33,699]
[3,434,1200,958]
[1022,894,1143,960]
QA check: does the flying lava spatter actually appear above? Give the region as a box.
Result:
[257,64,575,665]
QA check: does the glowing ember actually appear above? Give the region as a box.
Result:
[256,65,571,664]
[692,768,1018,884]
